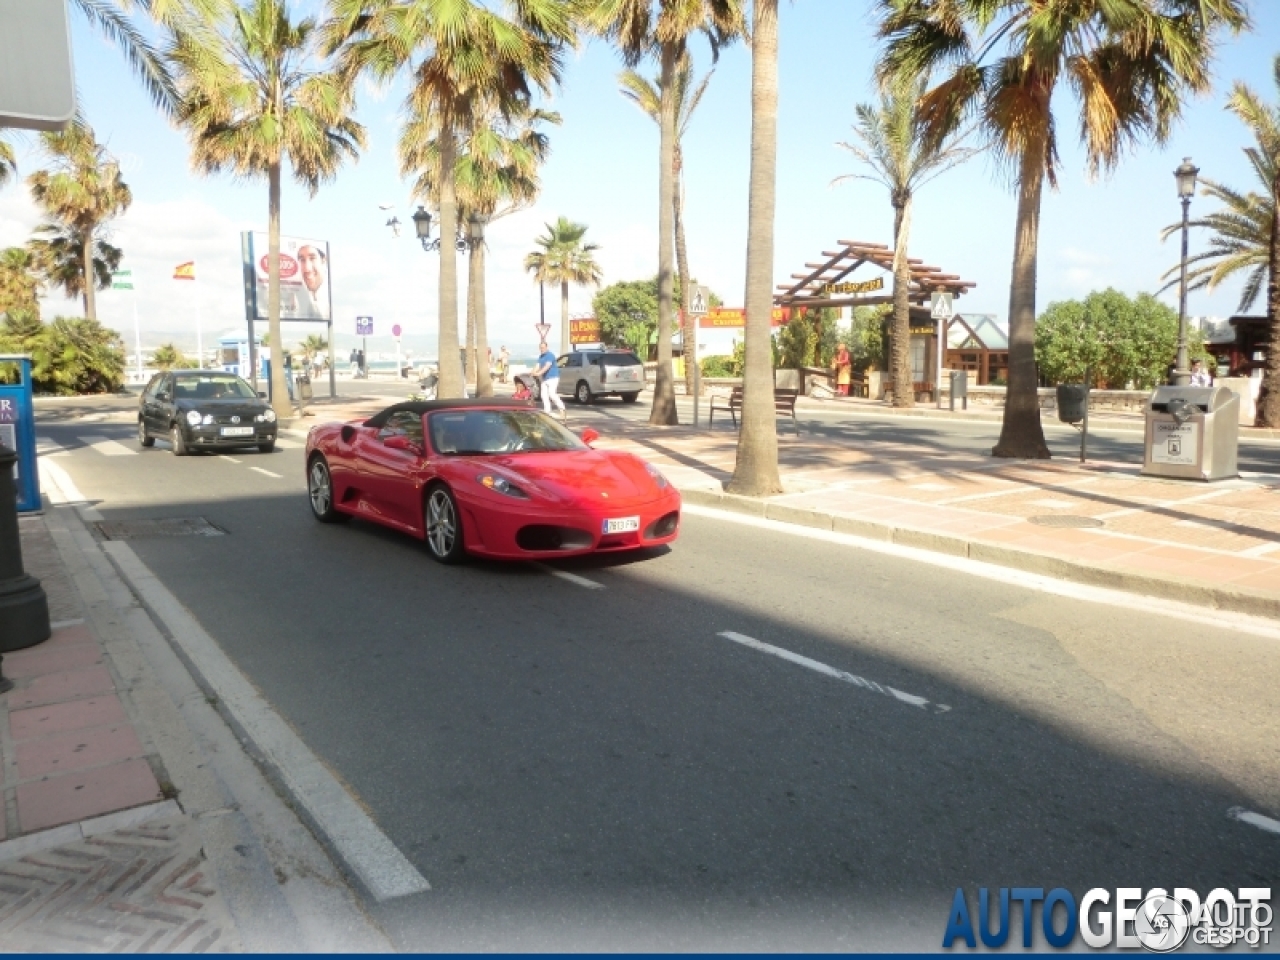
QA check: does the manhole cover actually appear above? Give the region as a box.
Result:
[95,517,225,540]
[1027,515,1104,529]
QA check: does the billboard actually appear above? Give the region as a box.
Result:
[569,317,602,345]
[699,307,789,328]
[246,232,331,321]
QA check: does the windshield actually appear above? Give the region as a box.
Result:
[429,409,587,455]
[174,374,258,400]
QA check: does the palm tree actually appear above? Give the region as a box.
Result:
[877,0,1248,459]
[619,56,714,395]
[833,75,976,408]
[586,0,743,426]
[0,137,16,190]
[28,223,123,312]
[402,101,559,396]
[151,343,191,369]
[524,218,603,354]
[301,332,329,365]
[724,0,781,495]
[168,0,365,422]
[324,0,575,401]
[0,247,42,320]
[26,124,131,323]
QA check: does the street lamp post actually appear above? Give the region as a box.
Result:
[412,205,468,254]
[1173,157,1200,387]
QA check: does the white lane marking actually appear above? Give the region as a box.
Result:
[103,541,431,901]
[534,563,605,590]
[220,456,243,464]
[274,438,302,449]
[717,631,950,714]
[36,439,69,457]
[1228,806,1280,836]
[77,435,137,457]
[682,503,1280,642]
[249,467,283,478]
[40,456,102,521]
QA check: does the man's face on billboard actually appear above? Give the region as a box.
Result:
[298,246,324,292]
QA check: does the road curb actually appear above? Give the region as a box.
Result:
[678,487,1280,620]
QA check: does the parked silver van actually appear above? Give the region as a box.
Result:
[555,349,645,404]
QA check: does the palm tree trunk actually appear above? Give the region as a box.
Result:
[267,160,291,422]
[82,230,96,321]
[1255,164,1280,427]
[437,130,463,399]
[728,0,782,496]
[465,242,478,390]
[650,40,680,426]
[890,197,913,407]
[675,157,695,396]
[560,280,569,352]
[992,144,1051,459]
[474,237,493,397]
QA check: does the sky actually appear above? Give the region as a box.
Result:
[1,0,1278,362]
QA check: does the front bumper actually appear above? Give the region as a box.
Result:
[185,424,278,447]
[454,488,682,560]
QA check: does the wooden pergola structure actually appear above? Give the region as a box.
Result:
[774,239,975,310]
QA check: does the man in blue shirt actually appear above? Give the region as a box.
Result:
[531,341,567,420]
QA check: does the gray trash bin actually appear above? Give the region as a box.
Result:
[1056,384,1089,424]
[295,375,313,403]
[949,370,968,411]
[1141,385,1238,481]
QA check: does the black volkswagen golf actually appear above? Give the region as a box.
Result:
[138,370,278,455]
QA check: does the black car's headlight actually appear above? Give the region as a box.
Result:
[186,410,203,426]
[256,409,277,423]
[477,474,529,498]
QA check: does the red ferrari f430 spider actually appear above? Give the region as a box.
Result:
[304,400,681,563]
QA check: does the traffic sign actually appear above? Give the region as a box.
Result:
[0,2,76,131]
[111,270,133,291]
[356,316,373,336]
[689,285,710,316]
[535,323,552,341]
[392,323,402,338]
[930,291,953,320]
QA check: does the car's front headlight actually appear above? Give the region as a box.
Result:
[185,410,202,426]
[644,462,669,489]
[477,474,529,498]
[257,409,276,423]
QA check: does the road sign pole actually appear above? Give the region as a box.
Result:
[688,285,709,427]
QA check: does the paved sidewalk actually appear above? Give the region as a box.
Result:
[3,504,391,951]
[284,393,1280,619]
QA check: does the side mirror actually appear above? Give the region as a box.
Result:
[580,428,600,446]
[156,391,169,402]
[258,391,267,398]
[384,434,422,455]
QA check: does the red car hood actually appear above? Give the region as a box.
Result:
[479,449,663,506]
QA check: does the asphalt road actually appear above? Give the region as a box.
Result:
[30,392,1280,950]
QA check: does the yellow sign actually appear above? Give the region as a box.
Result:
[699,307,789,328]
[569,317,602,344]
[822,276,884,295]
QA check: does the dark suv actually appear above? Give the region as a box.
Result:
[138,370,278,455]
[555,349,645,404]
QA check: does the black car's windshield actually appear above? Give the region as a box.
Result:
[173,374,257,400]
[429,409,586,455]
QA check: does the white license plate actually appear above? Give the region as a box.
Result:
[603,516,640,534]
[613,369,638,380]
[220,426,254,436]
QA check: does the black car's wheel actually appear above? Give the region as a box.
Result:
[138,419,154,448]
[424,484,466,564]
[258,439,276,453]
[575,380,594,405]
[621,391,640,403]
[170,424,188,456]
[308,456,347,523]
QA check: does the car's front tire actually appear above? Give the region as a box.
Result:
[170,424,188,456]
[308,456,347,523]
[424,484,466,564]
[575,381,594,405]
[258,439,276,453]
[138,419,154,448]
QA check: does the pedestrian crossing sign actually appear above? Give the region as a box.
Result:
[930,291,953,320]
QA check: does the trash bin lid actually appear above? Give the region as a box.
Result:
[1148,385,1226,413]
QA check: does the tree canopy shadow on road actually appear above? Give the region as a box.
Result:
[85,484,1280,951]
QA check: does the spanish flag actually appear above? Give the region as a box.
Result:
[173,261,196,281]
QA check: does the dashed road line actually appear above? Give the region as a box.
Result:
[1228,806,1280,836]
[715,631,950,713]
[249,467,283,479]
[220,456,243,463]
[535,564,604,589]
[77,435,137,457]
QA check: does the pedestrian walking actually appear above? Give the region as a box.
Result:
[498,346,510,384]
[357,349,366,378]
[834,341,852,396]
[531,341,566,420]
[349,348,359,377]
[1190,358,1213,387]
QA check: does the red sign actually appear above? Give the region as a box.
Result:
[698,307,789,328]
[392,324,402,338]
[259,253,299,279]
[569,317,602,344]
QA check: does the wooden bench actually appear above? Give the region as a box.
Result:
[709,386,800,434]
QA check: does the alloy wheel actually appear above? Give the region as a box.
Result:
[309,460,331,516]
[427,488,456,558]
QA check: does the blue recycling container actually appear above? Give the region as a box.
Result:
[0,355,40,513]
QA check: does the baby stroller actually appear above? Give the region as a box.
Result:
[512,373,540,403]
[418,368,439,401]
